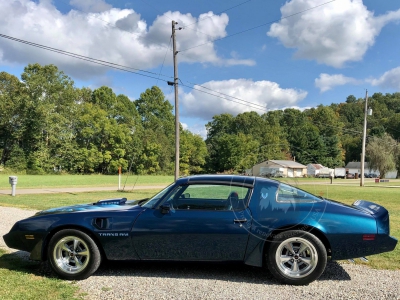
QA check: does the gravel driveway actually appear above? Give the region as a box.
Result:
[1,206,399,300]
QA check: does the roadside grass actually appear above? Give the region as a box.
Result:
[298,184,400,270]
[0,174,174,189]
[0,190,160,210]
[0,249,85,300]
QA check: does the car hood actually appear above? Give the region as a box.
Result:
[34,198,145,216]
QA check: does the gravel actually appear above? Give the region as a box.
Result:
[1,206,399,300]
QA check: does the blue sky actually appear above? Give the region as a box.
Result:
[1,0,400,137]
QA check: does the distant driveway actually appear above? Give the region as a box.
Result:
[0,185,167,195]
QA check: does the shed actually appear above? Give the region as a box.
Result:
[306,164,325,177]
[252,160,307,178]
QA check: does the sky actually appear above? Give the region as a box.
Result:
[1,0,400,138]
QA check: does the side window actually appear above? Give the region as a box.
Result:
[165,184,250,211]
[277,183,321,203]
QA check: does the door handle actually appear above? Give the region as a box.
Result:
[233,219,247,223]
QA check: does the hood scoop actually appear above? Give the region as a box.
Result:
[95,198,127,206]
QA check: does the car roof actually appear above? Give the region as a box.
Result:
[176,174,256,187]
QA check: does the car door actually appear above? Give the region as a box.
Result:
[131,183,252,261]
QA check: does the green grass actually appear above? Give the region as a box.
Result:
[0,249,85,300]
[0,174,173,189]
[0,190,161,210]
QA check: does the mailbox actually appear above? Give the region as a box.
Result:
[9,176,17,196]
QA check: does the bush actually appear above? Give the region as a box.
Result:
[4,146,26,172]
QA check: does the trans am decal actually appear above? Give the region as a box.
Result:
[98,232,129,237]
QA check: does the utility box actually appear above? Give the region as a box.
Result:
[9,176,17,196]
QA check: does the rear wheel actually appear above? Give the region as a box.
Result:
[48,229,101,280]
[266,230,327,285]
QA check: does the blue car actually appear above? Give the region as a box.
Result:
[3,175,397,285]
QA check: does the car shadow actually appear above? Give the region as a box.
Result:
[0,250,351,284]
[95,259,351,283]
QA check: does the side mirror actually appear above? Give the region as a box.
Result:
[160,204,171,214]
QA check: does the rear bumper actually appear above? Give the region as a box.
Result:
[332,235,398,260]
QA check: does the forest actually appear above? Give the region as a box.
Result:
[1,64,399,177]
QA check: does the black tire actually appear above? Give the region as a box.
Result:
[265,230,327,285]
[48,229,101,280]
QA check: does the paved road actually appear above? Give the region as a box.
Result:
[0,185,167,195]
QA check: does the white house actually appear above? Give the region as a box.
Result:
[252,160,307,178]
[306,164,325,177]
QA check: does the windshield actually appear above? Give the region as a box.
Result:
[141,183,175,208]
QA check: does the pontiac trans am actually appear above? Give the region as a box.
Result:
[3,175,397,285]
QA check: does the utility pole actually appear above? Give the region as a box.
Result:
[360,90,368,187]
[172,20,180,181]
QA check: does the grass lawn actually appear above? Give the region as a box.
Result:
[0,174,174,189]
[0,189,161,210]
[0,249,85,300]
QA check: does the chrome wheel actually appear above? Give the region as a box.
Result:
[53,236,90,274]
[275,237,318,279]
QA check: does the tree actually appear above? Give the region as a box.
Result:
[206,133,259,173]
[135,86,175,174]
[366,134,397,178]
[20,64,78,172]
[305,106,344,167]
[0,72,27,166]
[346,95,357,103]
[179,129,207,175]
[205,114,235,140]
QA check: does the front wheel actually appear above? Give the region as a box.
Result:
[266,230,327,285]
[48,229,101,280]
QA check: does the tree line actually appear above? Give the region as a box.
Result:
[1,64,399,177]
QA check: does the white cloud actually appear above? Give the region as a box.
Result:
[369,67,400,89]
[180,79,307,120]
[0,1,254,79]
[315,73,361,92]
[268,0,400,68]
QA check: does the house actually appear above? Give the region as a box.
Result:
[306,164,325,177]
[344,162,398,179]
[251,160,307,178]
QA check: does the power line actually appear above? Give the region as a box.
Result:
[182,0,252,29]
[156,35,172,86]
[0,33,270,113]
[180,82,268,112]
[0,32,269,112]
[3,31,393,142]
[0,33,173,81]
[182,80,268,111]
[179,0,336,52]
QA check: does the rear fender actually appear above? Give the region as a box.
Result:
[352,200,390,234]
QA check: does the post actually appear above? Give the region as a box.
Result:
[118,166,121,190]
[172,20,180,181]
[9,176,17,196]
[360,90,368,187]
